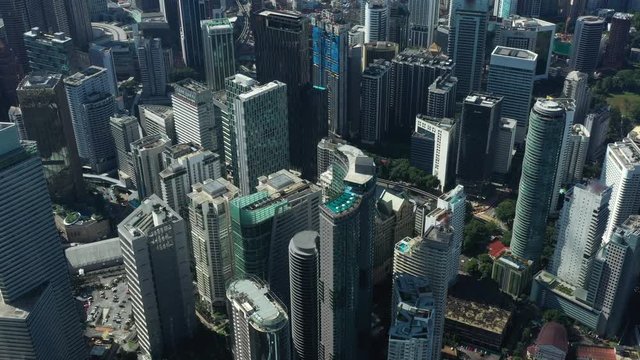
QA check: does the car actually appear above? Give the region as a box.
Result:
[119,304,125,308]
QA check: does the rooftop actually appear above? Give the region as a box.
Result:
[363,60,391,77]
[492,46,537,60]
[500,117,517,129]
[571,124,590,137]
[578,16,604,24]
[24,27,71,44]
[415,115,456,132]
[613,12,633,20]
[324,188,359,214]
[576,346,616,360]
[534,322,568,353]
[445,297,512,334]
[119,195,181,237]
[464,92,503,107]
[139,104,173,119]
[65,238,122,270]
[337,144,375,186]
[201,18,233,32]
[64,66,105,86]
[393,48,453,69]
[174,78,209,94]
[289,231,319,256]
[496,252,532,271]
[237,80,284,101]
[608,137,640,168]
[18,73,62,90]
[501,15,556,30]
[258,9,306,20]
[189,178,239,205]
[424,224,453,244]
[227,278,288,333]
[131,134,169,151]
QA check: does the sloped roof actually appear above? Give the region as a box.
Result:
[536,322,569,353]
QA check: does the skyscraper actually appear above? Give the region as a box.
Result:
[450,0,488,98]
[363,41,398,69]
[426,74,457,119]
[23,28,75,74]
[493,0,517,19]
[493,118,517,175]
[551,181,611,288]
[364,0,389,42]
[289,231,319,360]
[0,123,85,359]
[600,137,640,241]
[16,73,84,201]
[110,114,141,185]
[456,93,503,182]
[227,277,291,360]
[139,104,175,143]
[65,0,93,49]
[178,0,224,70]
[188,178,239,311]
[511,99,571,262]
[562,71,591,123]
[570,16,604,75]
[0,35,21,122]
[603,13,632,69]
[118,195,196,359]
[360,59,391,145]
[63,66,116,173]
[389,2,409,50]
[562,124,590,184]
[487,46,536,144]
[172,78,217,152]
[137,37,167,98]
[410,116,457,191]
[131,134,170,199]
[201,18,235,91]
[551,100,576,215]
[0,0,31,68]
[585,108,610,162]
[407,0,438,47]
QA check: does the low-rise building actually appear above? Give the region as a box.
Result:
[64,238,123,273]
[526,322,568,360]
[54,212,111,243]
[444,297,512,351]
[491,251,533,299]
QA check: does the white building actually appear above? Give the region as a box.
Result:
[563,124,590,184]
[410,116,456,191]
[364,0,389,42]
[407,0,438,47]
[550,99,576,215]
[562,71,591,124]
[172,78,217,152]
[139,104,175,144]
[487,46,537,144]
[110,114,142,184]
[493,118,517,175]
[201,18,235,91]
[131,134,170,198]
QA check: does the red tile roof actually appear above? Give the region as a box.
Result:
[576,346,616,360]
[535,322,569,353]
[487,239,509,259]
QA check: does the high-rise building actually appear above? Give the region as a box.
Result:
[172,78,218,152]
[0,34,21,122]
[229,80,289,195]
[551,181,611,288]
[231,170,320,306]
[363,41,398,69]
[389,2,409,50]
[132,0,160,11]
[137,37,167,98]
[360,59,391,145]
[16,73,84,201]
[254,10,311,173]
[188,178,239,311]
[493,0,518,19]
[603,13,631,69]
[487,46,536,144]
[299,84,328,180]
[87,0,108,20]
[600,137,640,241]
[349,25,366,46]
[65,0,93,49]
[63,66,116,173]
[456,93,503,182]
[87,43,119,95]
[23,28,75,74]
[131,134,170,198]
[493,118,517,175]
[407,0,438,47]
[201,18,235,91]
[450,0,488,98]
[289,230,319,360]
[0,123,85,359]
[365,0,389,42]
[0,0,30,68]
[562,71,591,124]
[585,108,610,162]
[387,274,435,360]
[311,13,349,137]
[551,100,576,215]
[110,114,141,185]
[227,277,291,360]
[347,44,363,138]
[222,74,257,169]
[393,226,454,360]
[563,124,590,184]
[178,0,225,70]
[511,99,571,262]
[570,16,604,75]
[410,116,457,191]
[118,195,196,359]
[390,49,453,136]
[516,0,541,17]
[318,141,376,359]
[495,16,556,80]
[426,74,457,119]
[139,104,176,144]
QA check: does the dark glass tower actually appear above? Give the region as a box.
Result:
[178,0,222,70]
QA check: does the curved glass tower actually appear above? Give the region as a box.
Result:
[511,99,568,261]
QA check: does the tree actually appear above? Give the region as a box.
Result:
[464,258,480,277]
[463,219,492,256]
[502,230,512,246]
[495,199,516,227]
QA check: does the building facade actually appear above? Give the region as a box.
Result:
[172,78,217,152]
[410,116,457,191]
[131,134,170,199]
[360,59,391,145]
[570,16,604,75]
[201,18,235,91]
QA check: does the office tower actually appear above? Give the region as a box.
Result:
[389,2,408,50]
[201,18,235,91]
[495,16,556,80]
[8,106,23,137]
[66,0,93,49]
[410,116,457,191]
[511,99,571,262]
[131,134,170,198]
[0,35,20,123]
[387,274,435,360]
[88,43,119,95]
[139,104,176,144]
[390,49,454,136]
[493,0,517,19]
[486,47,536,144]
[562,71,590,123]
[601,137,640,241]
[172,79,218,152]
[289,231,319,360]
[347,45,363,138]
[229,80,289,195]
[188,178,239,311]
[231,170,320,306]
[570,16,604,75]
[318,141,376,359]
[426,74,457,118]
[23,28,75,74]
[227,278,291,360]
[603,13,632,69]
[0,0,30,68]
[456,93,503,182]
[407,0,438,47]
[493,118,517,175]
[178,0,224,70]
[64,66,117,173]
[118,195,195,359]
[393,226,454,360]
[88,0,108,20]
[110,114,141,184]
[137,37,167,98]
[311,14,349,137]
[516,0,541,17]
[550,100,576,214]
[585,108,610,162]
[450,0,488,98]
[16,73,84,201]
[0,123,85,359]
[254,11,311,172]
[349,25,366,46]
[222,74,256,168]
[133,0,160,11]
[360,59,391,145]
[365,0,389,42]
[562,124,590,184]
[551,181,610,288]
[363,41,398,69]
[373,188,414,284]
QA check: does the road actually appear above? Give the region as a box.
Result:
[236,0,251,44]
[377,178,439,201]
